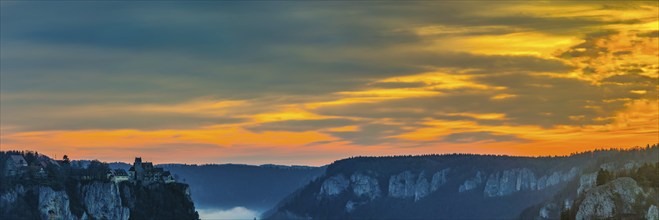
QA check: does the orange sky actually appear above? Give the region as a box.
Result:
[1,1,657,166]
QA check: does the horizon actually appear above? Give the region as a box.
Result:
[3,144,657,167]
[1,1,657,166]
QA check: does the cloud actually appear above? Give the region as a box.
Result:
[0,99,248,131]
[0,1,656,162]
[441,131,527,143]
[247,119,356,132]
[393,52,574,74]
[316,72,656,128]
[1,113,244,131]
[368,81,429,89]
[637,30,659,38]
[327,124,410,146]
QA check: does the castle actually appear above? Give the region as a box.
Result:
[127,157,175,185]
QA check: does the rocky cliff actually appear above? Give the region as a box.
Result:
[575,177,646,219]
[0,181,198,220]
[37,186,80,220]
[521,159,659,220]
[266,146,659,220]
[1,182,127,220]
[80,182,130,220]
[0,153,200,220]
[350,173,381,200]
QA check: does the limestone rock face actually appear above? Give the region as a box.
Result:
[350,173,381,200]
[388,171,416,198]
[484,168,537,197]
[546,172,561,187]
[577,172,597,195]
[1,179,196,220]
[600,163,616,171]
[414,172,430,201]
[0,185,25,215]
[647,205,658,220]
[575,177,645,220]
[562,167,579,182]
[319,174,350,197]
[38,186,79,220]
[458,171,483,193]
[430,168,450,192]
[536,167,579,191]
[623,162,640,172]
[2,184,129,220]
[80,181,130,220]
[387,170,449,200]
[345,200,357,213]
[539,203,557,219]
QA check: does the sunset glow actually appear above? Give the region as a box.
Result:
[1,1,657,165]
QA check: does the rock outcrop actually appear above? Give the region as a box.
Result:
[1,181,198,220]
[647,205,658,220]
[1,185,83,220]
[0,185,25,216]
[539,203,557,219]
[480,167,581,197]
[430,168,450,191]
[319,174,349,197]
[350,173,380,200]
[345,200,357,213]
[388,171,416,198]
[577,172,597,195]
[535,167,579,190]
[387,170,448,201]
[600,163,616,171]
[459,171,484,192]
[484,168,537,197]
[319,170,451,201]
[264,146,659,220]
[414,172,430,201]
[80,182,130,220]
[575,177,645,220]
[546,172,562,187]
[623,162,640,172]
[38,186,79,220]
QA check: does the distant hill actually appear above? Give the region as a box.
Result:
[106,162,325,211]
[265,145,659,219]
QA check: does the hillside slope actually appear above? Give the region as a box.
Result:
[265,145,658,219]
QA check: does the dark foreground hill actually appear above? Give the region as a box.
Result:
[265,145,659,220]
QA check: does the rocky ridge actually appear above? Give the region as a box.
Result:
[575,177,647,220]
[0,181,198,220]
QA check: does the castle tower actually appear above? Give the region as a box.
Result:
[134,157,144,181]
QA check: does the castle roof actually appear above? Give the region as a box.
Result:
[143,162,154,169]
[9,155,27,166]
[114,169,128,176]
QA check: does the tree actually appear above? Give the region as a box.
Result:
[62,155,70,164]
[86,160,110,180]
[596,168,612,186]
[560,208,574,220]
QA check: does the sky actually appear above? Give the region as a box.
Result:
[0,1,657,166]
